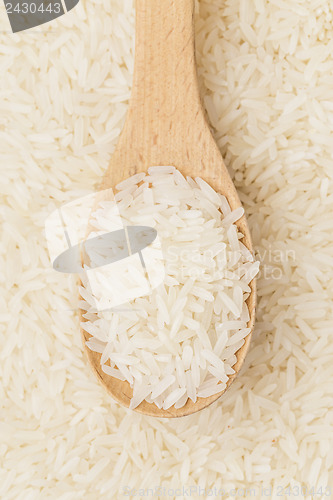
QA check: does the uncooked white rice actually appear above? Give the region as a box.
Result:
[1,0,333,497]
[80,167,259,409]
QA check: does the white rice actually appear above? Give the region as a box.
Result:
[1,0,333,496]
[81,168,258,409]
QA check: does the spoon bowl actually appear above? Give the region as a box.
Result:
[80,0,257,417]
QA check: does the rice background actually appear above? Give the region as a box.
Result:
[1,0,333,498]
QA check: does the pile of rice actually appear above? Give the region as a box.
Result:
[80,166,259,410]
[1,0,332,497]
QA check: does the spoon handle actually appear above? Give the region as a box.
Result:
[116,0,207,166]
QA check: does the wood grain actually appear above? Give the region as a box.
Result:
[80,0,257,417]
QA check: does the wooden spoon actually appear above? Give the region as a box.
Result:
[80,0,257,417]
